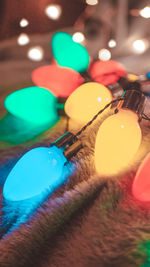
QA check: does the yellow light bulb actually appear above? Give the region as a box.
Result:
[95,109,142,176]
[65,82,112,124]
[127,73,138,82]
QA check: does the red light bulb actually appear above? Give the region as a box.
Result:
[90,60,126,86]
[132,153,150,202]
[32,65,84,98]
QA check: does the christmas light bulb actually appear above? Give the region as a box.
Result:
[51,32,90,73]
[146,71,150,80]
[4,86,58,125]
[90,60,126,86]
[3,133,81,201]
[32,65,84,98]
[65,82,112,124]
[3,146,67,201]
[127,73,139,82]
[132,153,150,202]
[95,90,146,176]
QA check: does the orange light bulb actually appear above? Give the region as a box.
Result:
[95,109,142,176]
[65,82,112,124]
[132,153,150,202]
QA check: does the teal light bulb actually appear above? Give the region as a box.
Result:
[4,86,58,125]
[51,32,90,73]
[3,146,67,201]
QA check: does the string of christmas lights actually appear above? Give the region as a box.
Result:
[3,89,150,203]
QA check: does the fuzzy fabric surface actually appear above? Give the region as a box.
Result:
[0,102,150,267]
[1,36,150,267]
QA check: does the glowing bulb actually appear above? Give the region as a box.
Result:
[3,132,80,202]
[132,39,148,54]
[132,153,150,202]
[95,109,142,176]
[51,32,90,73]
[27,46,44,61]
[17,33,30,46]
[98,49,111,61]
[72,32,85,43]
[3,146,67,201]
[4,86,58,125]
[86,0,98,5]
[108,39,117,48]
[140,6,150,19]
[127,73,138,82]
[32,65,84,98]
[65,82,112,124]
[90,60,126,86]
[19,18,29,27]
[45,4,61,20]
[146,71,150,79]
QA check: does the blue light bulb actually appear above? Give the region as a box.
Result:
[2,133,81,233]
[146,71,150,79]
[3,146,67,201]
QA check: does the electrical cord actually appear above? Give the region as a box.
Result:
[75,97,124,138]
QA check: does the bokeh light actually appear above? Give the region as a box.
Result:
[17,33,30,46]
[45,4,61,20]
[132,39,148,54]
[72,32,85,43]
[108,39,117,48]
[19,18,29,27]
[86,0,98,6]
[139,6,150,19]
[98,48,111,61]
[27,46,44,61]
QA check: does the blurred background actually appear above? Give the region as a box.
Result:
[0,0,150,90]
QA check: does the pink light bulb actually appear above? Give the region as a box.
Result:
[132,153,150,202]
[32,65,84,98]
[90,60,126,86]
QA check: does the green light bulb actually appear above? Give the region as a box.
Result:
[4,86,58,125]
[51,32,90,73]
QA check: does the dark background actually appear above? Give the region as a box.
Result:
[0,0,149,40]
[0,0,86,40]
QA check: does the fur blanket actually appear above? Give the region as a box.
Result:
[0,105,150,267]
